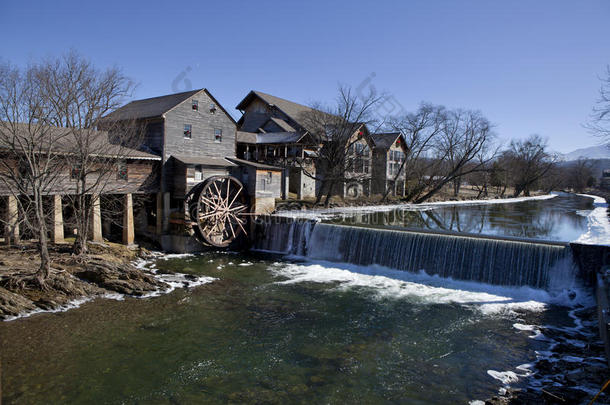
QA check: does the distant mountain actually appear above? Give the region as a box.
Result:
[562,143,610,161]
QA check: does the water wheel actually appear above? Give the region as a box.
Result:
[185,175,249,247]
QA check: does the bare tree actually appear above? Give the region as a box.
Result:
[564,158,595,192]
[382,103,447,202]
[388,105,497,203]
[502,135,556,197]
[298,85,383,206]
[0,63,68,286]
[588,65,610,140]
[31,51,138,256]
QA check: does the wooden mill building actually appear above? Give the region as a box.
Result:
[0,124,160,246]
[2,88,283,251]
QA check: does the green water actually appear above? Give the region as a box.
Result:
[1,253,578,404]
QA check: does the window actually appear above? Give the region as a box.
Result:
[71,164,81,180]
[214,128,222,143]
[195,165,202,181]
[209,103,217,114]
[184,124,192,138]
[192,100,199,110]
[117,161,128,180]
[364,159,370,174]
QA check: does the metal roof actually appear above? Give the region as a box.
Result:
[171,155,237,167]
[0,123,161,160]
[103,88,237,124]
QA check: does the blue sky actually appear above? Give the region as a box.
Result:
[1,0,609,153]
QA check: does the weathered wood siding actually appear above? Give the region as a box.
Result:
[162,90,236,193]
[163,90,236,161]
[254,169,282,198]
[0,157,159,196]
[230,166,281,199]
[142,119,164,155]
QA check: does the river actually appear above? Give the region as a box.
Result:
[0,193,603,404]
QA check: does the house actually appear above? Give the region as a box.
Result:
[338,123,375,199]
[235,90,375,200]
[235,91,321,199]
[370,132,408,197]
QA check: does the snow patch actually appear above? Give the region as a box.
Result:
[573,194,610,246]
[277,194,558,220]
[487,370,521,385]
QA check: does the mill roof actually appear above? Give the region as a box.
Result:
[103,88,236,124]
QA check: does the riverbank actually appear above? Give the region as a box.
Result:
[484,305,609,404]
[0,242,168,320]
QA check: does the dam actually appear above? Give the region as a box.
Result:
[254,219,578,290]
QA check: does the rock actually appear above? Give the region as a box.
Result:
[75,260,168,296]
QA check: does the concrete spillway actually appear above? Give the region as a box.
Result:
[254,219,579,290]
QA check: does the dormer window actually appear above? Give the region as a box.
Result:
[184,124,192,138]
[192,100,199,110]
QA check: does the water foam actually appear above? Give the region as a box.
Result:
[270,259,591,315]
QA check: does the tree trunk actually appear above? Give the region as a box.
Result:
[453,179,461,197]
[37,230,51,284]
[34,192,50,285]
[323,181,335,207]
[72,189,89,257]
[314,180,326,205]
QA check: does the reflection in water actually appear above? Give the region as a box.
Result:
[325,194,592,242]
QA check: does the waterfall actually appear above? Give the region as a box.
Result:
[253,219,577,290]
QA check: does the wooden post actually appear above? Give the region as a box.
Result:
[122,193,134,245]
[162,192,170,233]
[51,195,64,243]
[4,195,19,245]
[282,169,289,200]
[155,192,163,235]
[89,197,103,242]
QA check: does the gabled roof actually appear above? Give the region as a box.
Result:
[104,89,201,121]
[236,90,323,133]
[370,132,403,150]
[103,88,236,124]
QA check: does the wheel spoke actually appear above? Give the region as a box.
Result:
[187,176,249,247]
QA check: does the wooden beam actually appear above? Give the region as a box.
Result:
[122,193,134,245]
[89,197,103,242]
[51,195,64,243]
